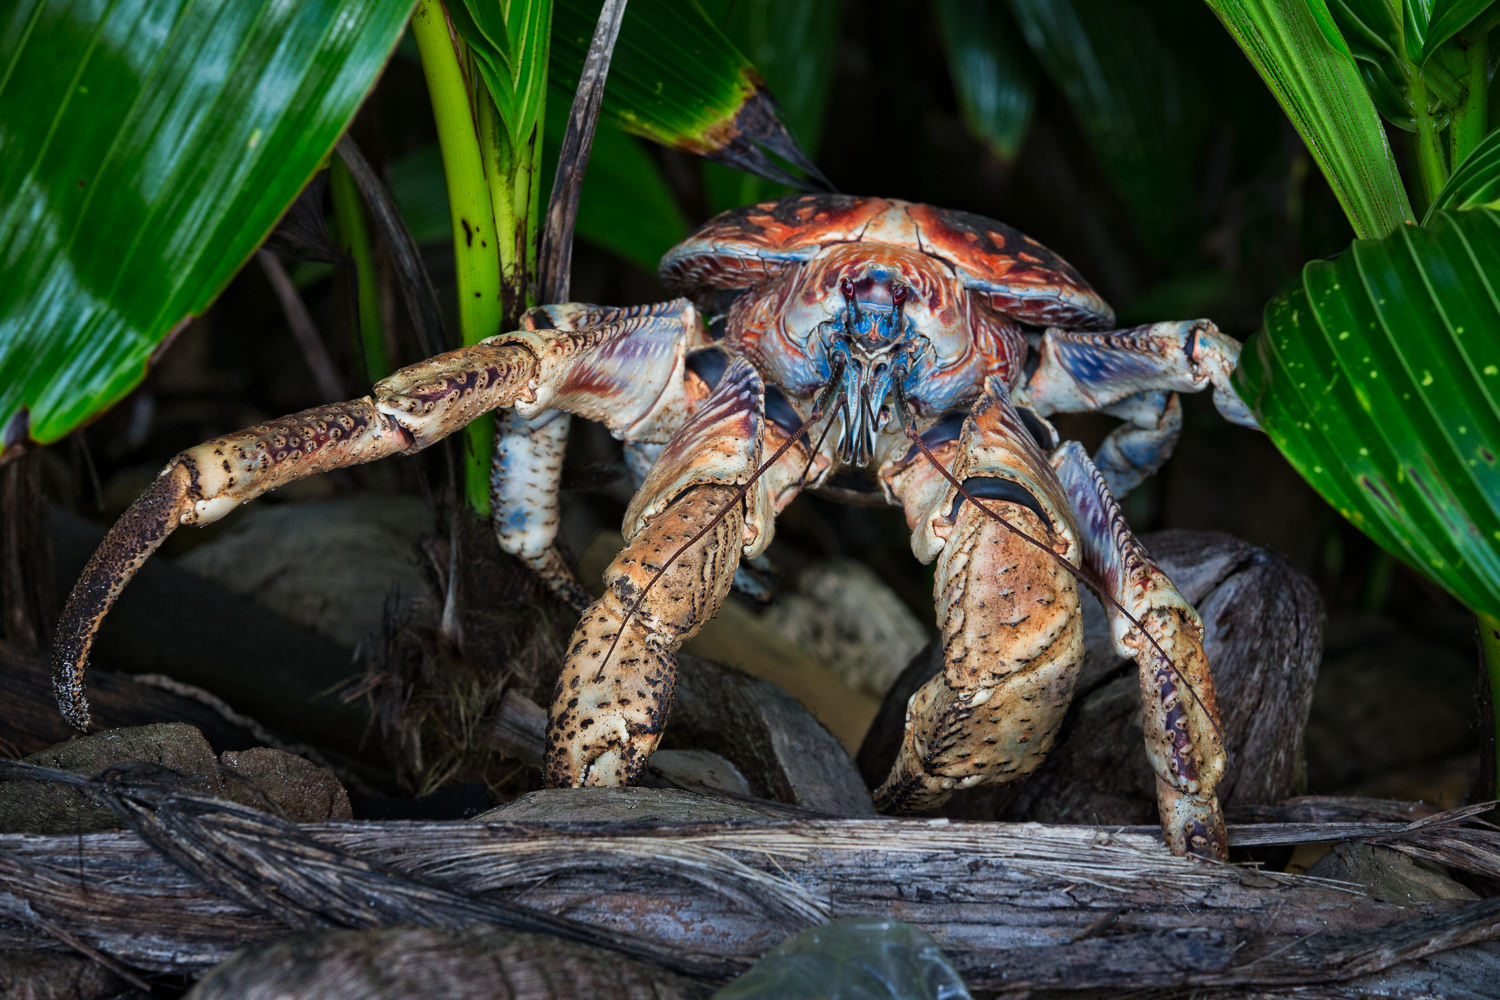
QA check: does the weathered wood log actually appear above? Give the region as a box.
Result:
[1,771,1498,996]
[185,927,702,999]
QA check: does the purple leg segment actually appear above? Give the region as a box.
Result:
[1052,440,1227,858]
[1018,320,1255,495]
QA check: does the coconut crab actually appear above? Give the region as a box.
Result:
[52,194,1256,859]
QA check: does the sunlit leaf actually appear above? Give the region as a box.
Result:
[0,0,414,457]
[552,0,825,190]
[1206,0,1414,237]
[1235,208,1500,616]
[1426,126,1500,216]
[936,0,1037,167]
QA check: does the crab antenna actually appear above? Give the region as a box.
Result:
[592,366,845,684]
[891,378,1223,743]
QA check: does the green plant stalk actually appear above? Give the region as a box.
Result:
[328,157,390,383]
[1411,76,1450,209]
[1449,30,1489,169]
[412,0,503,515]
[1481,611,1500,799]
[476,97,544,321]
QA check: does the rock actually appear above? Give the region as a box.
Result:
[0,723,352,834]
[217,746,352,821]
[481,658,873,815]
[645,749,753,798]
[0,722,220,833]
[667,655,875,816]
[175,494,430,648]
[758,559,929,698]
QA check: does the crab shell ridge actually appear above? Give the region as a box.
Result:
[658,194,1115,332]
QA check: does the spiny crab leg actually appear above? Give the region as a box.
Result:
[545,359,774,786]
[54,298,709,731]
[1054,440,1228,859]
[52,340,540,730]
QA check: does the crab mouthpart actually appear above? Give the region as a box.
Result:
[829,336,905,466]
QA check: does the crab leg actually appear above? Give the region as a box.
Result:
[53,300,708,731]
[545,358,784,786]
[876,378,1084,813]
[493,408,585,608]
[1091,390,1183,497]
[490,300,710,610]
[1017,320,1255,496]
[1053,440,1228,859]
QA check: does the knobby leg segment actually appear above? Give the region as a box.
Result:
[877,378,1084,812]
[1053,440,1227,859]
[544,484,746,786]
[54,339,540,728]
[875,501,1083,811]
[544,359,779,787]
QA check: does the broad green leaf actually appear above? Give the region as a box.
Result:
[1235,209,1500,617]
[0,0,414,456]
[698,0,840,210]
[1427,127,1500,215]
[552,0,824,190]
[1424,0,1499,58]
[1008,0,1216,257]
[1206,0,1414,237]
[936,0,1038,167]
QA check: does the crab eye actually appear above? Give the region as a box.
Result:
[891,284,909,307]
[839,277,856,300]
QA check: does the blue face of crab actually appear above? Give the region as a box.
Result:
[819,273,920,466]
